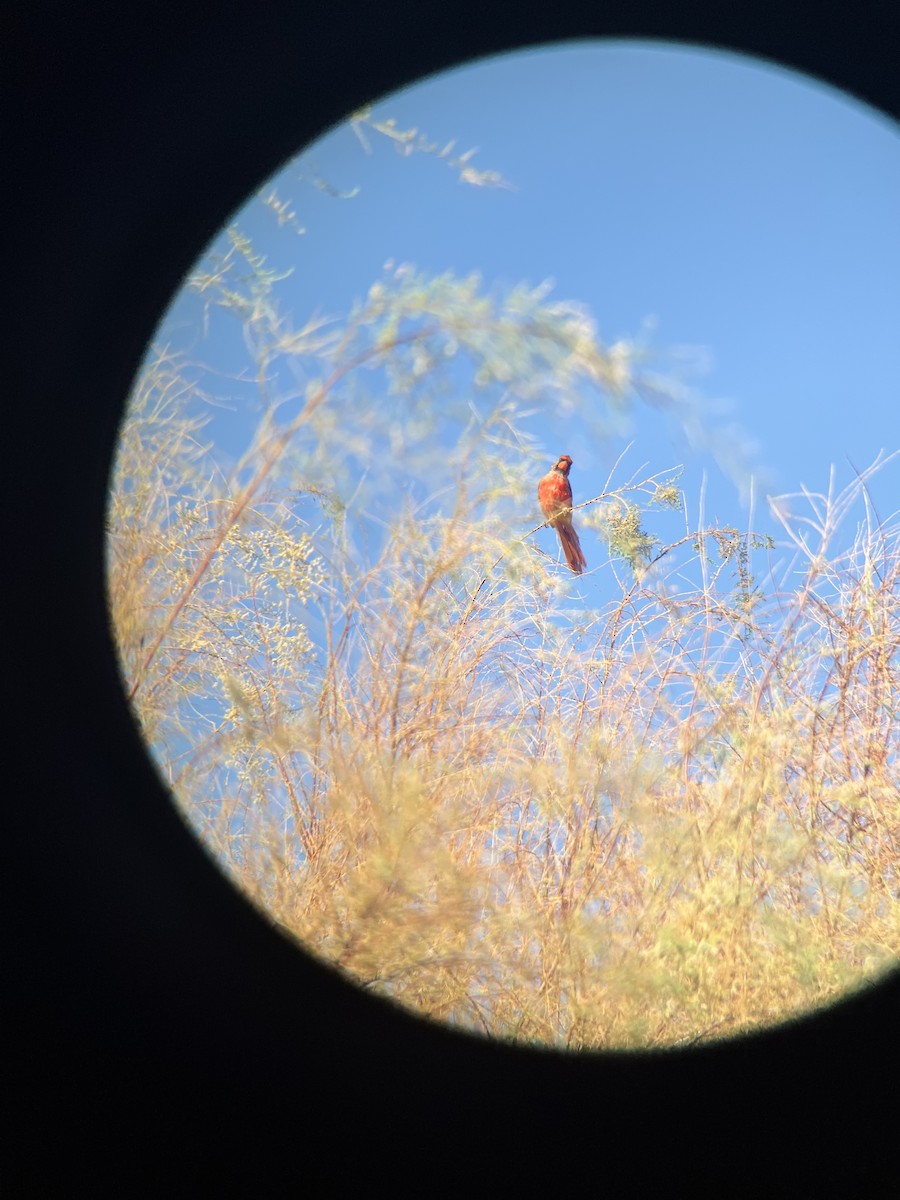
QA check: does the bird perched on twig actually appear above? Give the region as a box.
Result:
[537,454,587,574]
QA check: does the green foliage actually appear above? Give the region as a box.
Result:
[603,500,657,571]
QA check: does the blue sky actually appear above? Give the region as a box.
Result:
[159,39,899,577]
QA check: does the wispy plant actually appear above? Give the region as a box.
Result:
[107,113,898,1051]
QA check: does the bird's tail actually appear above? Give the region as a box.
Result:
[557,522,587,575]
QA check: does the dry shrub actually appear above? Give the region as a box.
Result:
[109,325,898,1052]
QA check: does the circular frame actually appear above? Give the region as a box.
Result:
[11,1,900,1189]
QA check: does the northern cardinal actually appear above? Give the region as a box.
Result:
[538,454,587,574]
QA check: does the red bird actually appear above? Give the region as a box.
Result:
[538,454,587,575]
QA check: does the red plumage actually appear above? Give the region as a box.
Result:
[537,454,587,575]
